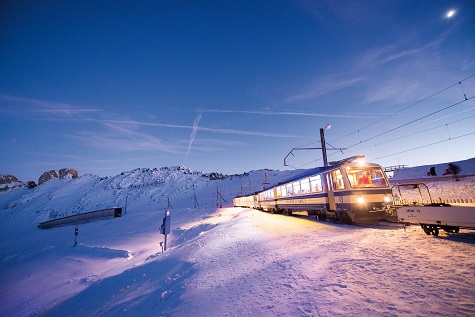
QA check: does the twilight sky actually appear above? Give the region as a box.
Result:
[1,0,475,182]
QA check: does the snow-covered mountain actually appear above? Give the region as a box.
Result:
[1,166,306,224]
[1,160,474,317]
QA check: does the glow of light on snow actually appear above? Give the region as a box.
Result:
[0,160,474,316]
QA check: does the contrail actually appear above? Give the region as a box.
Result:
[186,112,202,158]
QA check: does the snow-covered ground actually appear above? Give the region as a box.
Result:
[1,161,474,317]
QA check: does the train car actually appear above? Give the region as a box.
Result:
[236,156,397,225]
[393,183,475,235]
[233,194,258,209]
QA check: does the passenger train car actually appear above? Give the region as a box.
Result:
[233,156,397,224]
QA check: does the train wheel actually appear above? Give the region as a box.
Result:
[432,227,439,236]
[422,225,431,235]
[442,226,459,233]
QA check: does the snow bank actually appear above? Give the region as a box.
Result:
[1,162,475,317]
[392,157,475,180]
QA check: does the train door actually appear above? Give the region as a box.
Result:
[325,172,337,211]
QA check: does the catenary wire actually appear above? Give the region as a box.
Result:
[288,75,475,168]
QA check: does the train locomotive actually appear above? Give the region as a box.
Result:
[233,156,397,225]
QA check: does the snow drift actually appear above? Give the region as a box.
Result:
[1,162,474,316]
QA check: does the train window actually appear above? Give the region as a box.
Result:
[347,168,388,188]
[269,190,274,199]
[300,178,310,194]
[293,181,301,195]
[276,187,282,198]
[310,175,323,192]
[281,185,287,197]
[371,170,387,187]
[263,189,274,200]
[331,169,345,190]
[286,183,294,196]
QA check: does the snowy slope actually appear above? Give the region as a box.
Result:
[1,162,475,317]
[392,157,475,180]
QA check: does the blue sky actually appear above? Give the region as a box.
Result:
[1,0,475,181]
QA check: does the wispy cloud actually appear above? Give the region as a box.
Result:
[73,123,186,154]
[355,34,447,70]
[285,31,450,105]
[2,93,301,139]
[87,118,300,138]
[285,76,364,104]
[205,108,378,118]
[0,94,102,115]
[297,0,381,28]
[364,79,421,104]
[186,112,202,158]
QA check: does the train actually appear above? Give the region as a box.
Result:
[233,156,397,225]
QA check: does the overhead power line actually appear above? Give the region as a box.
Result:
[374,131,475,160]
[345,96,475,150]
[290,74,475,168]
[333,73,475,143]
[345,111,475,154]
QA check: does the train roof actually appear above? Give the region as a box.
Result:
[262,156,381,192]
[233,156,383,198]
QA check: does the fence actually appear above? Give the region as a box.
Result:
[393,198,475,207]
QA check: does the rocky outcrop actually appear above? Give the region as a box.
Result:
[0,174,29,191]
[59,168,78,179]
[0,175,19,185]
[27,181,37,189]
[38,168,78,185]
[38,170,59,185]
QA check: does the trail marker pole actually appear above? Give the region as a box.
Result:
[160,202,171,251]
[74,225,78,247]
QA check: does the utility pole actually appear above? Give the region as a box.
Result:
[283,124,346,168]
[124,194,128,215]
[193,184,199,208]
[263,172,269,190]
[220,184,223,208]
[73,225,78,247]
[320,127,328,167]
[217,184,226,208]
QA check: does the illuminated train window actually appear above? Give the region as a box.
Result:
[310,175,323,192]
[293,181,301,195]
[286,183,294,196]
[281,185,287,197]
[331,169,345,190]
[347,168,388,188]
[300,178,311,194]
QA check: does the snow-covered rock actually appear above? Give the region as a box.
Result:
[59,168,78,180]
[38,170,59,185]
[0,174,19,185]
[0,174,25,191]
[38,168,78,185]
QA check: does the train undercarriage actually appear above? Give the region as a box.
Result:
[260,206,398,225]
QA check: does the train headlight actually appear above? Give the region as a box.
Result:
[357,196,365,204]
[384,195,391,203]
